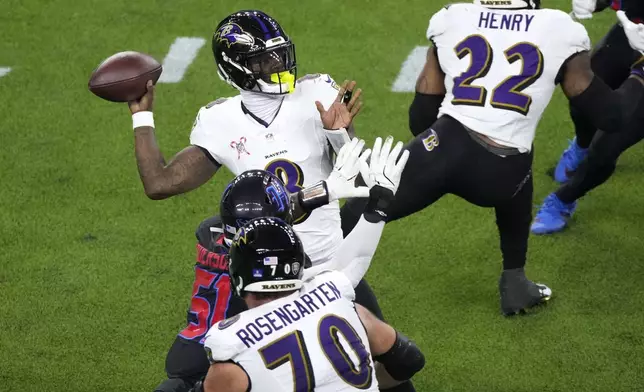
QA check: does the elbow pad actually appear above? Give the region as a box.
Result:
[409,92,444,137]
[374,331,426,381]
[569,75,644,134]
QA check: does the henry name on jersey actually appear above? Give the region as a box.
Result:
[222,279,344,349]
[190,73,344,266]
[478,9,535,31]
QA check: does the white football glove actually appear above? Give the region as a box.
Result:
[572,0,596,19]
[359,136,409,194]
[326,138,371,202]
[617,11,644,54]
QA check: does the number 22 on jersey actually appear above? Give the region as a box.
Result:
[259,314,373,391]
[451,34,544,115]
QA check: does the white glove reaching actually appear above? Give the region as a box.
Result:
[326,138,371,202]
[359,136,409,194]
[572,0,596,19]
[617,11,644,54]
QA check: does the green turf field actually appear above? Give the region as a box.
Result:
[2,0,644,391]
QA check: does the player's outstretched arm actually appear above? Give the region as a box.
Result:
[202,362,248,392]
[356,304,425,387]
[290,138,370,220]
[409,46,446,136]
[303,136,409,286]
[562,51,644,134]
[129,81,219,200]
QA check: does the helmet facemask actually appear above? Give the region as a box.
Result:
[247,43,296,94]
[216,39,297,95]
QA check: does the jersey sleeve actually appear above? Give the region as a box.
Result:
[203,317,244,363]
[426,6,450,41]
[311,270,356,301]
[189,106,222,164]
[333,271,356,301]
[298,73,341,154]
[189,97,233,165]
[558,12,592,58]
[298,73,340,109]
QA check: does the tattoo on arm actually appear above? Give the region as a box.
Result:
[134,127,219,199]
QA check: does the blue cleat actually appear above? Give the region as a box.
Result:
[554,137,588,184]
[531,193,577,235]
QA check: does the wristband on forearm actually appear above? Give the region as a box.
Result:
[297,181,330,213]
[363,186,395,223]
[631,64,644,81]
[132,111,154,129]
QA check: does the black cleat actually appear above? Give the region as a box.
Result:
[499,268,552,316]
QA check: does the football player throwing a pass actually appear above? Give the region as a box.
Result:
[129,10,360,267]
[341,0,644,315]
[127,11,403,390]
[199,138,425,392]
[130,10,387,330]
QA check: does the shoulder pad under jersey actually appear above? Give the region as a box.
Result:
[205,97,230,109]
[297,73,340,90]
[204,315,246,362]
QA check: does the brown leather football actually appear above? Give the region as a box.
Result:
[88,51,162,102]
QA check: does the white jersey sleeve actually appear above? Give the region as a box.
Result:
[297,73,340,108]
[296,73,357,159]
[426,6,450,41]
[555,11,592,60]
[302,217,385,289]
[307,270,356,301]
[203,313,247,363]
[188,97,233,165]
[297,73,341,134]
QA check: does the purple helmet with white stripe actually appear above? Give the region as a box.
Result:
[212,10,297,95]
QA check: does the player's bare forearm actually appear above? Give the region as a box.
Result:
[204,362,248,392]
[134,127,218,199]
[409,46,446,135]
[415,46,446,95]
[562,52,644,134]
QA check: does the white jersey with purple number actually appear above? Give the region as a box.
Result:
[428,4,591,152]
[203,271,378,392]
[190,74,343,266]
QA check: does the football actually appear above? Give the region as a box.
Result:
[88,51,162,102]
